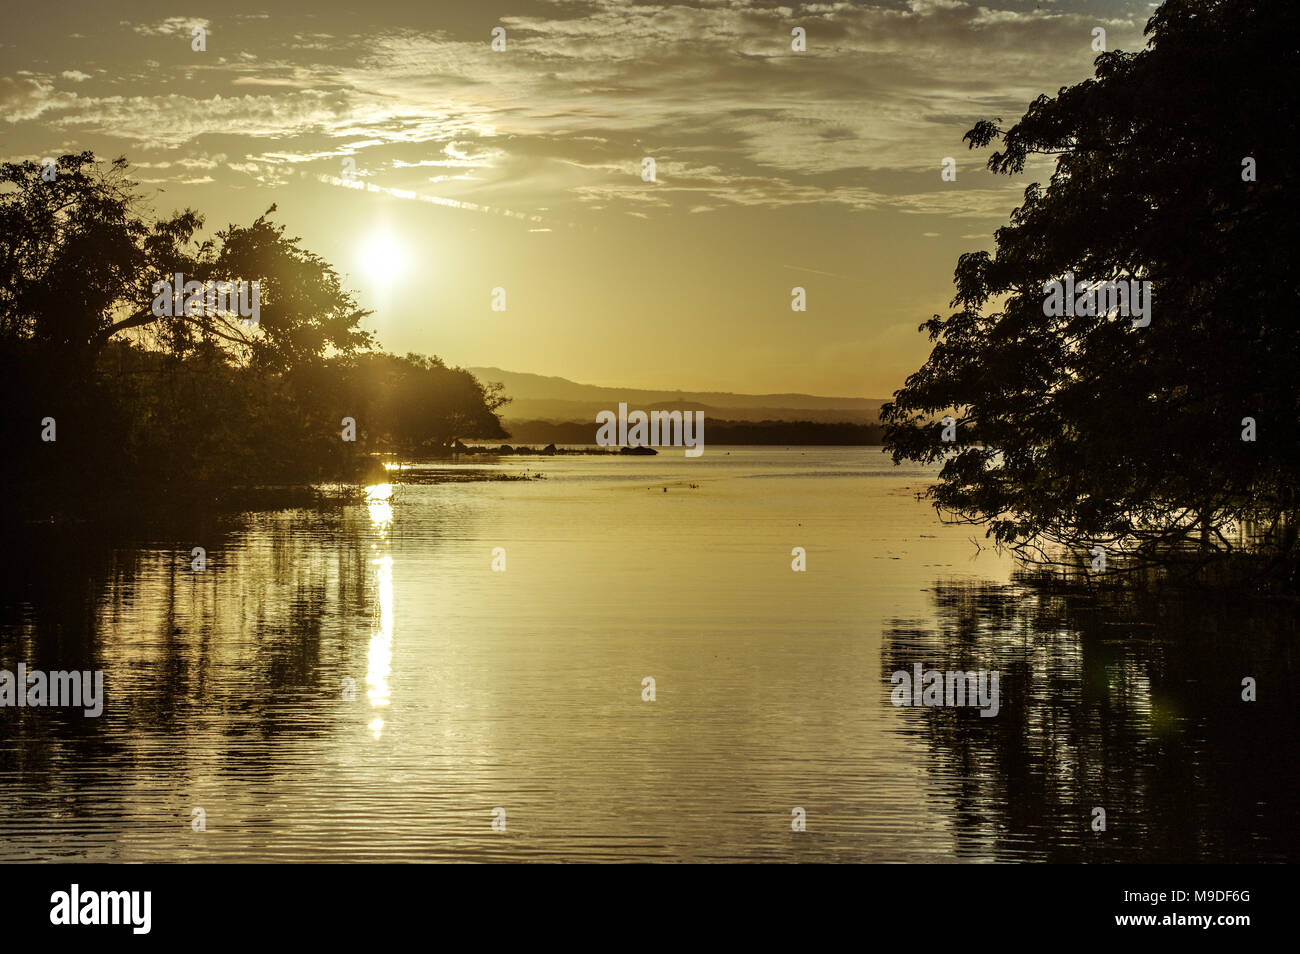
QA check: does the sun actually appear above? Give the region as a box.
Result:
[360,234,405,283]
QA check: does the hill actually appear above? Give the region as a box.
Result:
[467,367,887,425]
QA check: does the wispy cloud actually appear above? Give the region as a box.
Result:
[4,2,1145,221]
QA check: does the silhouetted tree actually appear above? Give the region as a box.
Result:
[0,153,372,377]
[883,0,1300,582]
[372,353,510,450]
[0,153,513,506]
[310,353,511,455]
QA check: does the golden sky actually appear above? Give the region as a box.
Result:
[1,0,1149,397]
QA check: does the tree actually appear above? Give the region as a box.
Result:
[0,152,372,378]
[882,0,1300,580]
[0,152,513,503]
[338,353,511,453]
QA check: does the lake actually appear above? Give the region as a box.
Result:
[0,447,1294,862]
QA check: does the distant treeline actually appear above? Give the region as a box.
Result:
[504,418,885,445]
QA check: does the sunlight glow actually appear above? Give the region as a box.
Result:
[361,234,405,284]
[365,488,395,740]
[366,483,394,528]
[366,555,394,735]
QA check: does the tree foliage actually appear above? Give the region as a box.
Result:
[882,0,1300,579]
[0,153,511,507]
[0,152,372,373]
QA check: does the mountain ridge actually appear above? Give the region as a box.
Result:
[469,366,888,423]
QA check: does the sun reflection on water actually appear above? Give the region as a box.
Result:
[364,483,395,739]
[366,482,393,530]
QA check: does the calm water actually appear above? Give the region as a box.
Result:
[0,448,1295,862]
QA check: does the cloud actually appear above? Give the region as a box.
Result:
[0,76,79,122]
[5,1,1148,220]
[312,171,546,224]
[131,17,211,37]
[49,90,353,147]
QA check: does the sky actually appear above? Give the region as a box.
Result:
[1,0,1153,397]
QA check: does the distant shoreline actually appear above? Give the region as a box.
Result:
[414,442,890,458]
[498,418,885,446]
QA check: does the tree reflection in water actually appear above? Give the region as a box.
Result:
[882,577,1299,862]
